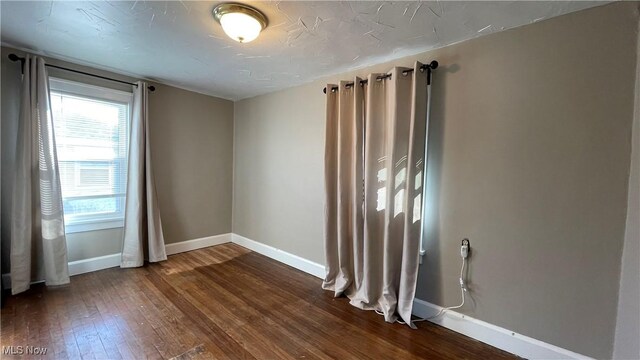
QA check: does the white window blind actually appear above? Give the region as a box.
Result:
[49,78,132,233]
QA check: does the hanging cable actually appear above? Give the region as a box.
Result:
[413,239,470,323]
[372,253,466,326]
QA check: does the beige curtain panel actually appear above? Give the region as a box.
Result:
[121,81,167,267]
[323,62,428,327]
[11,55,70,294]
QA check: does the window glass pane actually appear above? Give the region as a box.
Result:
[63,196,122,217]
[50,85,129,226]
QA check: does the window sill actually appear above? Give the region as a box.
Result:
[65,219,124,234]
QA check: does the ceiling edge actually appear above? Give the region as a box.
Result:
[1,41,237,102]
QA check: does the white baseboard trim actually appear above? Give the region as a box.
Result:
[165,233,232,256]
[68,253,121,276]
[0,275,45,291]
[2,255,122,290]
[412,298,592,360]
[231,234,325,279]
[1,232,590,360]
[2,233,233,290]
[226,234,590,360]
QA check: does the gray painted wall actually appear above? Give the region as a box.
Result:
[613,23,640,360]
[232,3,639,358]
[1,46,234,269]
[1,48,22,273]
[1,2,638,358]
[233,85,326,264]
[149,83,234,244]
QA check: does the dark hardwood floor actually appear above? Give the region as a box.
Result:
[1,243,515,359]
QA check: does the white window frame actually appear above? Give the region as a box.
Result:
[49,77,133,234]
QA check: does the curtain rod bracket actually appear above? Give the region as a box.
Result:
[8,53,25,74]
[425,60,438,85]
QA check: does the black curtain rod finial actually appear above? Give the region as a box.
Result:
[8,53,22,62]
[8,53,26,74]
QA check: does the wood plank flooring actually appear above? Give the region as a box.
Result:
[1,243,515,359]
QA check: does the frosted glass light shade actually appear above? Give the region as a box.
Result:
[213,3,268,44]
[220,12,262,43]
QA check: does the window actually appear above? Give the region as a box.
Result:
[49,78,132,233]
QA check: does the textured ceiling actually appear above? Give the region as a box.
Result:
[1,1,607,100]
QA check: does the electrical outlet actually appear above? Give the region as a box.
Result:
[460,238,470,259]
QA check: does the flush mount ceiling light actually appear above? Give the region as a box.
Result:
[213,3,268,43]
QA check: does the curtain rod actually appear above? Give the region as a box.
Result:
[323,60,438,94]
[8,53,156,92]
